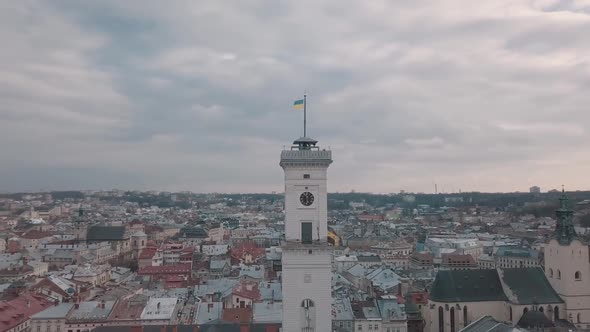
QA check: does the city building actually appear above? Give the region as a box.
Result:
[544,191,590,328]
[280,135,333,332]
[529,186,541,194]
[425,268,563,332]
[494,247,539,269]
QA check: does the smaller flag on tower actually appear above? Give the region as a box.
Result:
[293,99,304,110]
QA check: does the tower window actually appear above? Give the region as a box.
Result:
[303,174,310,179]
[575,271,581,280]
[301,222,312,244]
[301,299,314,308]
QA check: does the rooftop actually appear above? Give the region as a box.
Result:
[0,293,54,331]
[430,269,508,303]
[460,315,524,332]
[68,301,116,321]
[31,303,74,319]
[140,298,177,320]
[252,302,282,324]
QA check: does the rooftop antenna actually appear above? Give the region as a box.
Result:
[304,91,307,137]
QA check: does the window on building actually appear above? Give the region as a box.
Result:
[301,222,312,244]
[549,268,553,278]
[358,325,363,331]
[439,306,445,332]
[575,271,581,281]
[557,269,561,279]
[303,174,310,179]
[368,324,373,330]
[577,313,581,323]
[463,306,468,327]
[450,307,456,332]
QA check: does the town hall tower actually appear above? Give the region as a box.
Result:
[280,136,332,332]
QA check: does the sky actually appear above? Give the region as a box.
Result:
[1,0,590,194]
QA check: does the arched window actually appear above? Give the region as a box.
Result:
[539,307,544,313]
[509,306,513,321]
[300,299,316,330]
[450,307,456,332]
[301,299,314,308]
[575,271,581,281]
[523,307,529,314]
[554,306,559,321]
[557,269,561,279]
[463,306,468,327]
[439,306,445,332]
[549,268,553,278]
[577,313,581,323]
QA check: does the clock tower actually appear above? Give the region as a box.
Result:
[280,136,332,332]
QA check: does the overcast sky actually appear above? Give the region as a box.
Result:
[1,0,589,194]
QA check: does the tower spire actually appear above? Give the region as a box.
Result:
[554,187,577,245]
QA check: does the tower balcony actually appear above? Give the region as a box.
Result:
[280,150,332,168]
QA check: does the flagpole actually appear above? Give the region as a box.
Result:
[303,92,307,137]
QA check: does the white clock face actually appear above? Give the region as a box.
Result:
[300,192,314,206]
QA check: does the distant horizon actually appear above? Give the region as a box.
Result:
[1,187,587,196]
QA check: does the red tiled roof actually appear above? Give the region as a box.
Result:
[139,248,157,260]
[222,307,253,324]
[410,292,429,304]
[441,253,476,264]
[230,241,265,261]
[181,246,195,253]
[107,298,145,320]
[21,230,54,239]
[0,293,53,331]
[6,241,21,254]
[232,280,260,301]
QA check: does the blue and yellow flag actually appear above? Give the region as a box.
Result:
[293,99,304,110]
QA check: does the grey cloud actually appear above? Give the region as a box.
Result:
[1,0,589,193]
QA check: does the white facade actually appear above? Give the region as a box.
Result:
[280,137,332,332]
[545,238,590,328]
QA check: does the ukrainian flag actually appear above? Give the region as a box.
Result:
[293,99,304,110]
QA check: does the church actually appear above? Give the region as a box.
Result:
[426,191,589,332]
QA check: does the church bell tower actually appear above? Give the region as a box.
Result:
[280,135,332,332]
